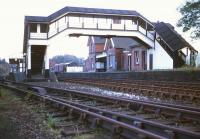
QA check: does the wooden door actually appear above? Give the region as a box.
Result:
[149,54,153,70]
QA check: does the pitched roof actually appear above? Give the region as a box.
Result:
[154,22,196,52]
[111,37,141,49]
[87,36,105,46]
[25,6,141,23]
[93,37,106,44]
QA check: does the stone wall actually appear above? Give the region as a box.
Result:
[57,70,200,82]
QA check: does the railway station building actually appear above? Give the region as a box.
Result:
[23,6,197,77]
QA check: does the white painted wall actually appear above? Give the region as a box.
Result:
[44,45,49,70]
[28,39,48,46]
[48,15,154,40]
[27,45,31,70]
[181,47,190,65]
[195,54,200,67]
[30,33,47,39]
[62,28,155,47]
[66,66,83,72]
[147,41,173,70]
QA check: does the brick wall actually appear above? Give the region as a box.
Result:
[131,46,147,71]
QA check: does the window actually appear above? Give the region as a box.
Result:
[134,51,139,65]
[40,24,47,33]
[30,23,37,33]
[113,18,121,24]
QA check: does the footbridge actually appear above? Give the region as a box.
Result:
[23,6,196,78]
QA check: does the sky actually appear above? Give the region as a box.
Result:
[0,0,199,61]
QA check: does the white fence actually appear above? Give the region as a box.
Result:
[66,66,83,72]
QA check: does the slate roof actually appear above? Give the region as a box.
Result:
[25,6,141,23]
[93,37,106,44]
[154,22,196,52]
[112,37,141,49]
[25,16,48,23]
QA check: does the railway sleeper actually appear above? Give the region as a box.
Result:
[111,125,124,138]
[91,118,103,129]
[60,126,93,137]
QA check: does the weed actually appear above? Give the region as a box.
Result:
[0,88,19,101]
[32,107,41,113]
[24,92,33,100]
[46,113,57,129]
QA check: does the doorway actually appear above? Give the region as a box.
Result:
[142,51,147,70]
[128,54,132,71]
[149,54,153,70]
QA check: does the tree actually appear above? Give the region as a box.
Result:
[51,54,84,66]
[177,0,200,39]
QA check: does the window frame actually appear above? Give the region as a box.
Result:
[134,51,140,65]
[30,23,37,33]
[113,18,121,24]
[40,24,47,33]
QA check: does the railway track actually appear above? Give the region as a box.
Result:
[33,81,199,112]
[62,78,200,104]
[1,81,199,139]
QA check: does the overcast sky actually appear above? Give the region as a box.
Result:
[0,0,199,61]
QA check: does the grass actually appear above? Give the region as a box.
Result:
[46,113,57,129]
[176,65,200,71]
[72,132,105,139]
[0,115,23,139]
[0,87,62,139]
[24,91,33,100]
[0,87,21,109]
[0,87,108,139]
[0,87,23,139]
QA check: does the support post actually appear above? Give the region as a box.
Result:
[96,18,99,29]
[137,20,139,30]
[67,16,69,28]
[27,24,30,39]
[23,55,26,74]
[124,20,126,30]
[37,24,40,33]
[146,22,148,36]
[44,45,50,78]
[82,17,84,28]
[57,21,59,33]
[27,45,31,78]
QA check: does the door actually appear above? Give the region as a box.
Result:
[128,55,132,71]
[149,54,153,70]
[142,51,146,70]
